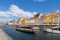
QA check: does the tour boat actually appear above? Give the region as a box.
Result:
[43,27,60,33]
[16,27,36,34]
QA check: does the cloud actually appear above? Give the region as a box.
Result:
[9,5,37,18]
[56,10,60,12]
[0,11,11,17]
[0,4,38,21]
[33,0,45,2]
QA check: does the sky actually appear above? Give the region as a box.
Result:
[0,0,60,22]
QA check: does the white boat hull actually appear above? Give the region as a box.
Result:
[43,28,60,33]
[32,27,40,30]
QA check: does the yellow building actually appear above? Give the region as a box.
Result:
[44,14,56,24]
[21,18,28,26]
[34,19,39,24]
[21,18,39,25]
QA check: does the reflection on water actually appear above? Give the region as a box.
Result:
[0,26,60,40]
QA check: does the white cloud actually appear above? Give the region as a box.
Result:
[0,11,11,17]
[33,0,45,2]
[0,4,38,21]
[9,5,37,18]
[56,10,59,12]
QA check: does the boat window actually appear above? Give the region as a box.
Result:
[20,27,31,29]
[52,28,59,30]
[53,28,57,30]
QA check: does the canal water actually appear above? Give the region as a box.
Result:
[0,26,60,40]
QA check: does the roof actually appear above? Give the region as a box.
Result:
[40,12,60,19]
